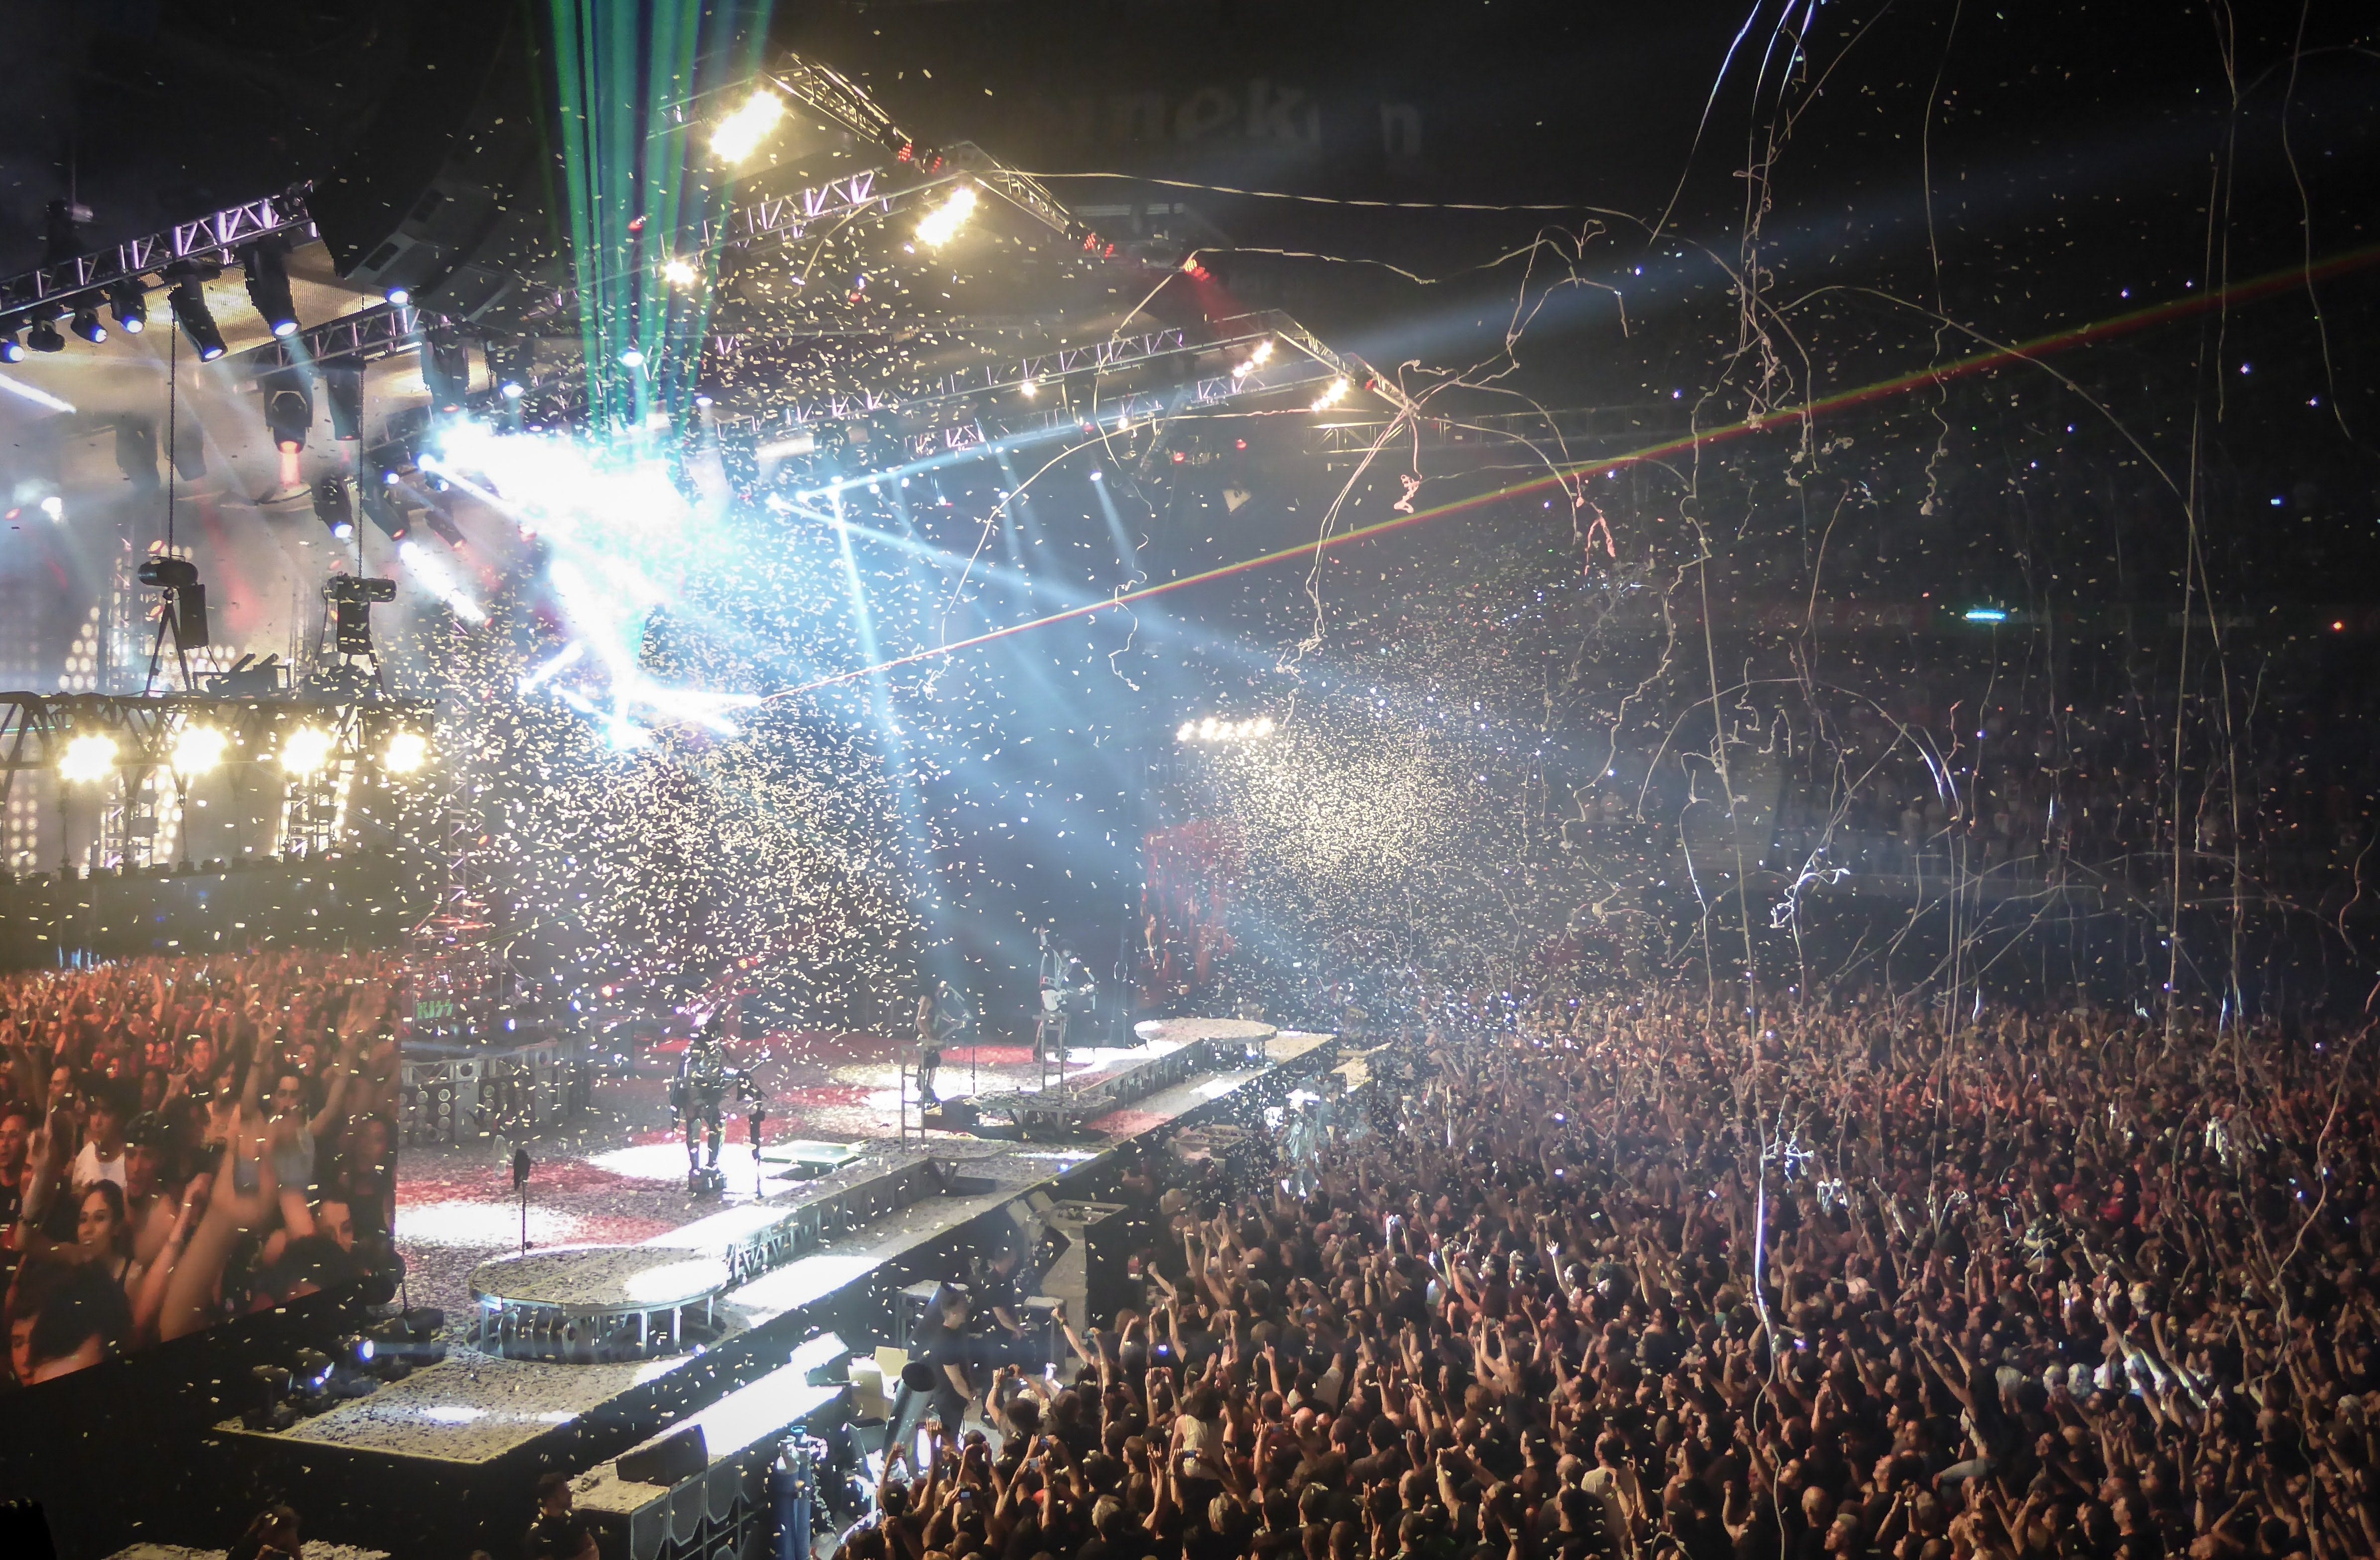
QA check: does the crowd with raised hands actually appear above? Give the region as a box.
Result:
[0,949,406,1385]
[851,992,2374,1560]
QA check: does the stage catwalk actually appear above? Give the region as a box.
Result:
[392,1028,1210,1320]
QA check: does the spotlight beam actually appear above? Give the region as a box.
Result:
[763,239,2380,703]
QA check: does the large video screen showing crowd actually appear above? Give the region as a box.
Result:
[0,952,403,1386]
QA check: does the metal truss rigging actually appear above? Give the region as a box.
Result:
[0,692,432,777]
[0,190,317,320]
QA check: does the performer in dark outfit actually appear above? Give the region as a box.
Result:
[1034,935,1092,1065]
[913,980,970,1108]
[670,1029,760,1193]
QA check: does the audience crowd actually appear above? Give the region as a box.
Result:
[0,950,405,1385]
[849,992,2373,1560]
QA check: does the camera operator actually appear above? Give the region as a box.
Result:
[885,1282,976,1458]
[524,1471,597,1560]
[968,1239,1033,1349]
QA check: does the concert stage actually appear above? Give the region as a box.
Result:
[206,1023,1337,1559]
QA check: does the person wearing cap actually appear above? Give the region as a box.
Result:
[122,1112,185,1269]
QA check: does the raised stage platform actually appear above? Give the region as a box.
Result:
[202,1023,1338,1559]
[970,1019,1277,1134]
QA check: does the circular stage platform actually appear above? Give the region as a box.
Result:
[466,1245,731,1363]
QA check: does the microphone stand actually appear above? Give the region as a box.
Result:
[512,1145,532,1253]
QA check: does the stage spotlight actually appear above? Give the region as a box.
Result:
[26,310,65,353]
[710,90,785,164]
[68,300,106,345]
[383,730,430,774]
[384,286,411,306]
[323,360,364,441]
[482,336,532,402]
[421,332,471,411]
[60,733,119,783]
[108,280,147,334]
[0,323,20,362]
[916,184,978,248]
[278,726,335,777]
[314,477,356,541]
[618,346,646,369]
[172,725,228,775]
[360,479,410,543]
[661,257,698,287]
[165,271,227,360]
[1309,376,1350,412]
[242,241,300,337]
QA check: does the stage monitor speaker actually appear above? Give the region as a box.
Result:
[617,1423,709,1486]
[306,10,567,326]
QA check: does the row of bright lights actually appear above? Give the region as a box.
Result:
[1177,715,1276,744]
[55,729,429,785]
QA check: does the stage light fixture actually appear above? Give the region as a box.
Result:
[662,257,698,287]
[278,726,335,778]
[323,360,364,441]
[710,90,785,163]
[108,280,147,334]
[165,272,227,360]
[242,241,301,337]
[60,733,119,783]
[915,184,978,248]
[1309,376,1351,412]
[618,346,646,368]
[66,301,106,344]
[360,479,410,543]
[482,336,532,402]
[383,730,430,774]
[0,323,21,363]
[26,310,65,353]
[172,725,228,775]
[384,286,411,306]
[314,477,356,541]
[421,332,472,411]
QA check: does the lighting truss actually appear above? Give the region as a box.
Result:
[656,48,906,154]
[707,168,888,249]
[0,190,317,320]
[0,692,433,778]
[942,143,1074,239]
[242,301,425,374]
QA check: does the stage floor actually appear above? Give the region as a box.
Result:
[251,1028,1335,1466]
[392,1028,1321,1328]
